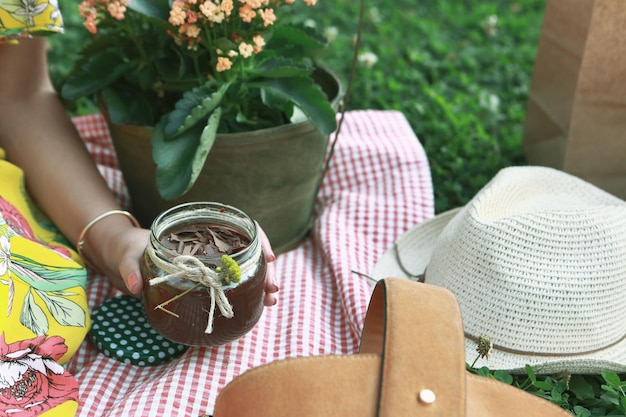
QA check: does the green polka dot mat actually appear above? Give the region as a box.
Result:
[90,295,189,366]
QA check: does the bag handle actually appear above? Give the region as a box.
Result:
[360,278,466,416]
[213,277,571,416]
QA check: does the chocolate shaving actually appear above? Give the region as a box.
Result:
[161,224,250,256]
[208,228,232,253]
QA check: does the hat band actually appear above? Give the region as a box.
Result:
[394,242,626,358]
[393,243,425,281]
[465,332,626,358]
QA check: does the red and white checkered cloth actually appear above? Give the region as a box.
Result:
[67,110,434,416]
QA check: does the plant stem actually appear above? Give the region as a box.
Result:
[154,282,203,317]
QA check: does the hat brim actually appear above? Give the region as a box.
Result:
[372,208,461,281]
[372,208,626,375]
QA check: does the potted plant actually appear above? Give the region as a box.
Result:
[62,0,343,253]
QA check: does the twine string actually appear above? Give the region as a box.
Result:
[146,246,234,334]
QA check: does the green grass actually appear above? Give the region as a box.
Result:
[47,3,626,415]
[306,0,543,213]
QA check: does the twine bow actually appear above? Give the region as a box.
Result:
[147,246,234,334]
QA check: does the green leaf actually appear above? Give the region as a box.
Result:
[493,370,513,385]
[0,0,43,24]
[268,24,327,51]
[61,51,130,100]
[127,0,170,20]
[569,375,599,401]
[0,28,23,37]
[603,372,623,388]
[532,380,554,392]
[10,258,87,291]
[153,107,222,200]
[124,62,159,91]
[253,57,313,78]
[190,110,221,188]
[214,37,237,52]
[101,88,155,125]
[600,391,620,406]
[259,76,336,134]
[525,364,537,383]
[549,388,563,404]
[572,406,591,417]
[155,49,189,82]
[260,87,290,110]
[164,82,228,137]
[34,290,87,328]
[20,291,48,336]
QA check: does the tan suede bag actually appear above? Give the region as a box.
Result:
[213,278,571,417]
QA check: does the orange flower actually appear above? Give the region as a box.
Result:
[259,9,276,26]
[107,1,128,20]
[216,56,233,72]
[186,24,202,38]
[187,10,199,23]
[253,34,266,49]
[239,5,256,23]
[169,1,188,26]
[238,42,254,58]
[199,0,217,17]
[221,0,234,16]
[84,15,98,34]
[244,0,263,8]
[66,0,336,203]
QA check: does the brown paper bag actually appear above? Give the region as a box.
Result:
[522,0,626,199]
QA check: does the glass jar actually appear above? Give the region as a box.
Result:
[141,202,266,347]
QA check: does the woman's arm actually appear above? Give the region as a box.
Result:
[0,37,278,303]
[0,37,151,294]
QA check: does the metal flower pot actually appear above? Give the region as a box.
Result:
[106,67,343,254]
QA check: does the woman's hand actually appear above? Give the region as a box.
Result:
[113,226,151,295]
[101,221,279,306]
[258,225,279,306]
[1,38,279,307]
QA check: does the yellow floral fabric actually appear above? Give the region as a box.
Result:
[0,0,63,43]
[0,150,87,416]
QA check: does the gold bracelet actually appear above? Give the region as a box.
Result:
[76,210,140,262]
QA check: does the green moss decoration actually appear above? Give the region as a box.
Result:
[216,255,241,284]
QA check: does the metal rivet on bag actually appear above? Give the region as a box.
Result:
[418,389,436,405]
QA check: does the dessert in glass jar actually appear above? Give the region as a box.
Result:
[141,202,266,346]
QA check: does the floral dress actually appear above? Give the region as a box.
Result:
[1,3,88,417]
[0,0,63,42]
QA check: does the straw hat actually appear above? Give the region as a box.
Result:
[372,166,626,374]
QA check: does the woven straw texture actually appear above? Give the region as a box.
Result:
[374,166,626,374]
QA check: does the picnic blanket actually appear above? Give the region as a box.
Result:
[67,110,434,416]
